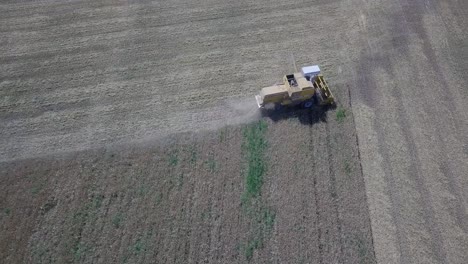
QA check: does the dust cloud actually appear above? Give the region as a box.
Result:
[224,97,262,126]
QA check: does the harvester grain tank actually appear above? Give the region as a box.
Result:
[255,65,335,109]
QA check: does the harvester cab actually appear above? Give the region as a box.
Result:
[255,65,335,109]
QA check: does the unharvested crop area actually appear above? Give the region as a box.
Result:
[1,0,467,263]
[1,108,375,263]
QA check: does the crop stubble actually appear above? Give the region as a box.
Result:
[0,0,374,263]
[0,0,350,162]
[352,0,468,263]
[2,0,466,263]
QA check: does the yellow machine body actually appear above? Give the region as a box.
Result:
[255,65,335,109]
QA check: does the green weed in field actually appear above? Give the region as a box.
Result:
[155,192,163,205]
[133,238,144,253]
[32,245,52,263]
[201,208,212,221]
[205,153,217,173]
[219,128,227,143]
[177,173,185,190]
[3,208,11,215]
[350,235,370,264]
[69,193,105,261]
[262,208,275,231]
[240,120,277,261]
[31,182,45,195]
[336,108,347,123]
[242,206,276,261]
[40,199,57,215]
[122,231,154,263]
[112,213,123,228]
[344,161,352,175]
[72,243,88,262]
[244,238,261,260]
[92,194,104,209]
[169,150,179,166]
[189,145,198,165]
[242,120,268,200]
[138,185,149,196]
[219,127,231,143]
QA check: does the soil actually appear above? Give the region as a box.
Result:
[0,104,375,263]
[1,0,467,263]
[351,0,468,263]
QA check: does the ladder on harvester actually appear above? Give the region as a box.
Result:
[313,75,335,106]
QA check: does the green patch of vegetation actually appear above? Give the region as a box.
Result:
[122,230,154,263]
[133,238,145,254]
[344,161,352,175]
[112,213,123,228]
[219,128,228,143]
[240,194,251,209]
[242,206,276,261]
[298,257,306,264]
[73,242,88,262]
[292,223,306,232]
[138,184,149,197]
[169,150,179,166]
[242,120,268,200]
[234,242,241,253]
[69,193,105,261]
[40,199,57,215]
[177,173,185,190]
[205,153,217,173]
[240,120,276,261]
[167,178,176,193]
[244,238,262,260]
[336,108,347,123]
[3,208,11,215]
[72,210,86,224]
[92,194,104,209]
[293,164,300,176]
[262,208,276,231]
[189,145,198,165]
[201,207,212,221]
[33,245,53,263]
[155,192,163,205]
[350,235,370,264]
[31,182,45,195]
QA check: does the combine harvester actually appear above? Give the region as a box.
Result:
[255,65,335,110]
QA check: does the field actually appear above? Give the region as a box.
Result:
[352,0,468,263]
[1,0,467,263]
[1,108,375,263]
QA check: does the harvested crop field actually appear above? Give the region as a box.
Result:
[351,0,468,263]
[1,0,467,263]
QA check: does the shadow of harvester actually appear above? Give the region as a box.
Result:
[260,104,336,126]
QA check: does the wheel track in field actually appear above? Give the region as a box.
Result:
[309,116,323,264]
[307,109,345,263]
[324,111,345,262]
